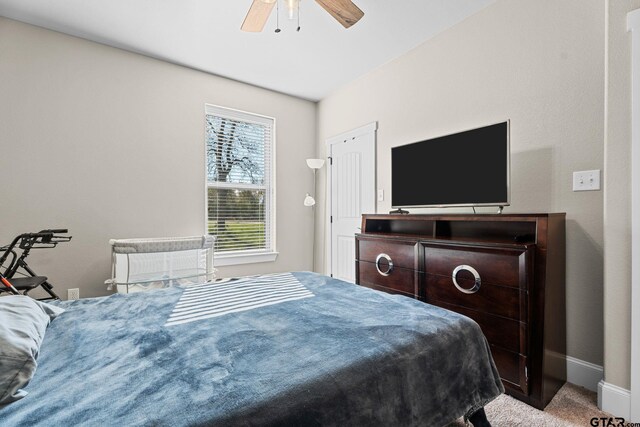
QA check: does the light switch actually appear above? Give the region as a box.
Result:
[377,189,384,202]
[573,170,601,191]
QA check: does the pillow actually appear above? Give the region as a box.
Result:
[0,296,64,405]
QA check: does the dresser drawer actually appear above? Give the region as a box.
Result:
[357,238,419,270]
[423,243,531,289]
[357,261,419,298]
[433,301,526,355]
[425,274,526,322]
[491,346,529,395]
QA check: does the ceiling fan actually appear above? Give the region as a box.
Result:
[241,0,364,32]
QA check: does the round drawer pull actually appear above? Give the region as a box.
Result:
[375,253,394,276]
[452,265,481,294]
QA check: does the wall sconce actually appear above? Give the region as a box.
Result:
[304,158,325,207]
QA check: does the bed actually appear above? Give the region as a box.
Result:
[1,272,503,426]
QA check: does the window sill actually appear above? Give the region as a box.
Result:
[215,251,279,267]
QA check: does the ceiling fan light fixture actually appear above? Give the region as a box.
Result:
[242,0,363,32]
[285,0,299,20]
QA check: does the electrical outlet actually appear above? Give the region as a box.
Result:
[573,170,601,191]
[67,288,80,300]
[377,189,384,202]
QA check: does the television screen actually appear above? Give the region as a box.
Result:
[391,121,509,208]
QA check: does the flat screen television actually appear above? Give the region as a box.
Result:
[391,121,510,209]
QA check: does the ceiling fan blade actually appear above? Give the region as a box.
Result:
[315,0,364,29]
[241,0,276,32]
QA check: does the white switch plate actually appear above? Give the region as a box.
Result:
[377,189,384,202]
[573,170,601,191]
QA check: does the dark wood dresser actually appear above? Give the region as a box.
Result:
[354,213,566,409]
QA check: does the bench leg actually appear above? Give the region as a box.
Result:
[469,407,491,427]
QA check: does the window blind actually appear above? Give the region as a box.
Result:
[205,105,274,254]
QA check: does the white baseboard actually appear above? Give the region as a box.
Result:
[566,356,603,392]
[564,358,632,420]
[598,380,631,420]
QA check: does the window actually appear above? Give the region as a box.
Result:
[205,104,276,265]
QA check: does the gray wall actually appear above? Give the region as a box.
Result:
[316,0,605,367]
[0,17,317,299]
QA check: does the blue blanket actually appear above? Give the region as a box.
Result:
[0,272,503,426]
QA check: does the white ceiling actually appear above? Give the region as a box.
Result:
[0,0,495,101]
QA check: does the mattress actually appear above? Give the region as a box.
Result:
[0,272,503,426]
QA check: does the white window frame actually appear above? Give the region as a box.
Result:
[204,104,278,266]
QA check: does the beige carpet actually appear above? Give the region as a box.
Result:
[447,383,612,426]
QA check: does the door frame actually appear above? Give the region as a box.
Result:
[325,122,377,277]
[628,9,640,422]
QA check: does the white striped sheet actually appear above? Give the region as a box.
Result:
[166,292,314,325]
[170,288,314,314]
[183,275,300,292]
[167,290,314,322]
[175,281,304,306]
[176,278,301,302]
[165,294,314,326]
[165,273,314,326]
[172,284,312,314]
[183,273,293,291]
[178,275,299,294]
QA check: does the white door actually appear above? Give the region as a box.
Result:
[327,123,376,282]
